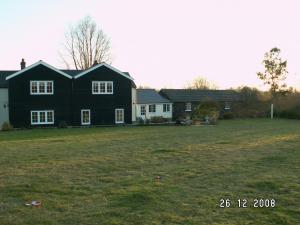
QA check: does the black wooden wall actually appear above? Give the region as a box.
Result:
[8,65,72,127]
[72,66,132,125]
[8,64,132,127]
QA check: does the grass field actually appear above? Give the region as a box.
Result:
[0,119,300,225]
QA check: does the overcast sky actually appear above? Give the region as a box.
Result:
[1,0,300,90]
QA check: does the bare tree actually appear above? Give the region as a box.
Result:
[60,16,111,70]
[137,85,152,89]
[185,77,218,90]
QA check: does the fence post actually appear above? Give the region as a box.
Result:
[271,103,274,119]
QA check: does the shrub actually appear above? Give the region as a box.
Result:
[136,117,145,124]
[192,100,219,124]
[58,121,68,128]
[150,116,165,123]
[222,112,234,119]
[145,119,151,125]
[1,122,13,131]
[278,109,300,120]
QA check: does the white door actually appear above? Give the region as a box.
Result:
[140,105,146,119]
[81,109,90,125]
[115,109,124,124]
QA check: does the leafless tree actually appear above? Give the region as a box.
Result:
[185,77,218,90]
[60,16,111,70]
[137,85,153,89]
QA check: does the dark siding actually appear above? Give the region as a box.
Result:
[172,101,233,120]
[8,65,72,127]
[172,102,197,120]
[72,66,132,125]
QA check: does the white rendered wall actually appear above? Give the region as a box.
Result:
[131,88,137,122]
[136,103,172,120]
[0,88,9,125]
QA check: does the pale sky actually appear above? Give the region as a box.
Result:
[1,0,300,90]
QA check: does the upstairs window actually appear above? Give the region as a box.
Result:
[92,81,113,94]
[185,102,192,111]
[149,104,156,113]
[163,104,170,112]
[30,81,53,95]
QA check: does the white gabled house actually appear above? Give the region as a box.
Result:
[135,89,172,121]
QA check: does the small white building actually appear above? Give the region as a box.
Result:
[136,89,172,121]
[0,72,9,126]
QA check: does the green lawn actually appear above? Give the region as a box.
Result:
[0,119,300,225]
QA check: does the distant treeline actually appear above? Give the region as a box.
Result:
[230,86,300,119]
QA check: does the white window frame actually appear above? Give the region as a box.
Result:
[81,109,91,125]
[140,105,146,116]
[30,81,54,95]
[115,108,124,124]
[185,102,192,111]
[224,103,231,110]
[149,104,156,113]
[31,110,54,125]
[163,104,170,112]
[92,81,113,94]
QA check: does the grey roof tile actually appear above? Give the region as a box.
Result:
[160,89,241,102]
[136,89,171,104]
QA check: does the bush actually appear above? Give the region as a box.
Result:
[150,116,165,123]
[145,119,151,125]
[222,112,234,119]
[192,100,219,124]
[1,122,13,131]
[58,121,68,128]
[136,117,145,124]
[278,110,300,120]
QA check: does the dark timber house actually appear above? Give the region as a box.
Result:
[3,59,136,127]
[159,89,241,120]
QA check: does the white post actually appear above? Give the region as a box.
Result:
[271,103,274,119]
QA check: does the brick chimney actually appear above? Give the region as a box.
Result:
[92,60,98,67]
[20,58,26,70]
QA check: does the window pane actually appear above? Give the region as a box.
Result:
[186,103,191,111]
[47,111,53,123]
[107,82,113,93]
[31,82,38,93]
[116,109,124,122]
[100,83,106,93]
[39,82,45,93]
[32,112,38,123]
[164,104,170,112]
[82,110,90,124]
[40,112,46,123]
[46,82,53,93]
[93,82,99,93]
[149,104,156,112]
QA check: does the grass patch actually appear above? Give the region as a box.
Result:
[0,119,299,224]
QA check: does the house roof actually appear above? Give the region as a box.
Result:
[136,89,171,104]
[160,89,241,102]
[74,63,134,81]
[0,62,135,87]
[60,69,82,76]
[5,61,73,80]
